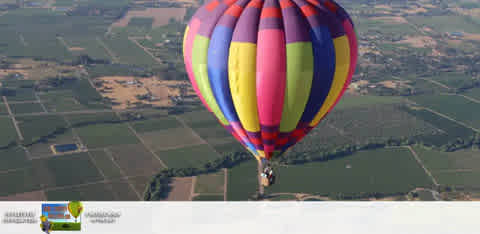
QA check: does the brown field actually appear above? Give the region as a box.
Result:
[378,80,412,89]
[404,7,428,14]
[0,190,47,201]
[166,177,193,201]
[95,76,193,110]
[69,47,85,51]
[371,16,408,24]
[397,36,436,48]
[0,59,81,80]
[112,8,186,28]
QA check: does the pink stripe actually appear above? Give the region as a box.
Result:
[256,29,286,126]
[326,19,358,114]
[184,18,213,112]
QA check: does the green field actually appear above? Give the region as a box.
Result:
[402,107,475,146]
[9,102,44,114]
[64,37,111,60]
[0,166,40,197]
[39,91,89,112]
[89,150,123,179]
[226,160,257,201]
[0,147,28,171]
[355,18,417,35]
[0,102,8,115]
[425,73,474,89]
[75,123,139,148]
[103,35,158,66]
[65,112,119,126]
[408,15,480,34]
[0,117,18,147]
[108,144,164,176]
[464,88,480,101]
[3,88,36,101]
[46,182,115,201]
[192,194,224,201]
[42,152,103,187]
[109,179,140,200]
[409,94,480,129]
[194,171,224,194]
[140,127,203,151]
[17,115,68,145]
[131,116,182,133]
[265,148,433,195]
[26,129,77,156]
[156,144,220,169]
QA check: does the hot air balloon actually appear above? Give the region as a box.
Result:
[68,201,83,223]
[183,0,358,186]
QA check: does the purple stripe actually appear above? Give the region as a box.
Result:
[263,0,280,7]
[254,144,264,150]
[263,139,276,145]
[217,14,238,28]
[291,0,345,38]
[246,131,262,139]
[278,132,290,138]
[232,7,262,43]
[282,5,310,43]
[260,125,279,132]
[259,18,284,30]
[197,3,230,37]
[296,122,311,129]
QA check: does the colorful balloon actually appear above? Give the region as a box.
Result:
[183,0,358,161]
[68,201,83,222]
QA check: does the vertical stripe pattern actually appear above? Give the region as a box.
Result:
[183,0,358,160]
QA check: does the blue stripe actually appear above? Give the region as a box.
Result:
[207,26,239,122]
[299,26,336,123]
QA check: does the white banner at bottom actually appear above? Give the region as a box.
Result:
[0,202,479,234]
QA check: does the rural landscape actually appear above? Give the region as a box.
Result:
[0,0,479,201]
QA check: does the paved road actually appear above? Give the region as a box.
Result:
[3,96,24,140]
[406,146,439,186]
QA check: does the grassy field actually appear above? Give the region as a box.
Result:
[88,150,123,179]
[0,117,18,147]
[3,88,36,101]
[0,102,7,116]
[17,115,69,145]
[265,148,433,195]
[103,34,158,66]
[39,91,89,112]
[65,112,119,126]
[226,159,257,201]
[46,182,115,201]
[42,152,103,187]
[335,95,405,110]
[0,147,28,171]
[140,127,203,152]
[425,73,474,89]
[9,103,44,114]
[26,129,77,156]
[64,37,111,61]
[75,123,139,148]
[108,144,164,176]
[402,107,475,146]
[156,144,220,169]
[109,179,140,200]
[194,171,224,194]
[463,88,480,101]
[192,195,224,201]
[412,146,480,188]
[409,94,480,129]
[131,116,182,133]
[408,15,480,34]
[0,166,40,197]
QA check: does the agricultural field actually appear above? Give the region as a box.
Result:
[38,91,89,112]
[155,144,219,169]
[226,160,257,201]
[131,116,182,133]
[103,34,158,66]
[265,148,433,196]
[0,102,7,115]
[108,143,164,176]
[16,115,69,145]
[74,122,139,148]
[412,146,480,188]
[194,170,225,194]
[334,95,405,110]
[9,103,45,114]
[409,94,480,129]
[0,147,28,171]
[140,127,203,151]
[26,129,77,156]
[65,112,119,126]
[402,107,475,147]
[88,150,123,179]
[0,117,18,147]
[408,15,480,34]
[0,166,40,197]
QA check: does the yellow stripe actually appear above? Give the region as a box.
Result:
[310,36,350,127]
[182,26,189,55]
[228,42,260,132]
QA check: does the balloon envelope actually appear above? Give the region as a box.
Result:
[68,201,83,219]
[183,0,358,160]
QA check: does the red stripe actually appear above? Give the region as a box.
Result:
[247,0,262,9]
[279,0,294,9]
[261,7,282,18]
[206,0,220,11]
[226,4,243,18]
[261,131,278,140]
[305,0,320,7]
[300,5,317,17]
[249,137,262,145]
[223,0,236,5]
[323,0,338,12]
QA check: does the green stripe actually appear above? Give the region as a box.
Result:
[279,42,314,132]
[192,35,228,125]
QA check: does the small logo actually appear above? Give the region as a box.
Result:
[41,201,83,232]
